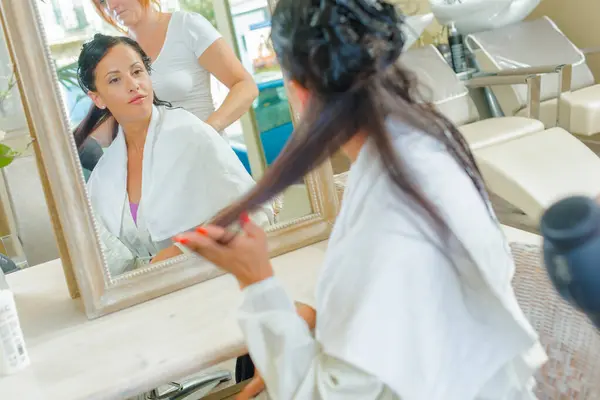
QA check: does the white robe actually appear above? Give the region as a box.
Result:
[87,105,273,269]
[238,121,547,399]
[92,208,147,276]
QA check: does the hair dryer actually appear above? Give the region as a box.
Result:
[540,195,600,330]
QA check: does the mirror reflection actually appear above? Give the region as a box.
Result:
[0,23,60,276]
[39,0,314,276]
[229,5,291,167]
[76,36,275,272]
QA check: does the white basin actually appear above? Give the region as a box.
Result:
[429,0,543,34]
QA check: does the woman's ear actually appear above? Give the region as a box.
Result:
[287,80,310,115]
[88,92,107,110]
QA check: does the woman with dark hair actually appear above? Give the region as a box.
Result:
[175,0,547,398]
[75,34,273,272]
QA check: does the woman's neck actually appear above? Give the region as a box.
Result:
[127,9,163,41]
[122,117,151,154]
[342,133,368,163]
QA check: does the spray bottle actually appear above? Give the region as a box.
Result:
[447,21,468,73]
[0,266,29,376]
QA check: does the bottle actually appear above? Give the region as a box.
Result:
[540,195,600,330]
[0,282,29,375]
[447,22,468,73]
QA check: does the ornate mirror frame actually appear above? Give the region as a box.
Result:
[0,0,339,319]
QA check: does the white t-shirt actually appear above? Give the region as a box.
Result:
[151,11,221,122]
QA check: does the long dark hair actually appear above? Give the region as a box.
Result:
[212,0,489,234]
[73,34,171,149]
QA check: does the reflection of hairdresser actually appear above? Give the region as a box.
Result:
[176,0,548,398]
[88,0,258,145]
[73,34,272,272]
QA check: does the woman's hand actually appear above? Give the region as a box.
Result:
[174,214,273,289]
[150,245,183,264]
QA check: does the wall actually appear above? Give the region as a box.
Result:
[392,0,443,45]
[528,0,600,82]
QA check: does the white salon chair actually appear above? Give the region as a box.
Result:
[465,17,600,137]
[399,45,600,225]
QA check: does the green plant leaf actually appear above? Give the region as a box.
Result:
[56,61,80,89]
[0,143,18,168]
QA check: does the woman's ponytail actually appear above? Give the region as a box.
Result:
[73,104,115,149]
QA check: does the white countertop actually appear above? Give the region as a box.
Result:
[0,241,328,400]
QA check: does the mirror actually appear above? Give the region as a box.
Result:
[226,0,315,221]
[0,16,63,277]
[0,0,338,318]
[37,0,316,277]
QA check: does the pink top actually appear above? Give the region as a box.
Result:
[130,202,139,225]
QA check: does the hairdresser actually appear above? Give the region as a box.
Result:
[87,0,257,145]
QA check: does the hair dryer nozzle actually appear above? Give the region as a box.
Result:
[540,196,599,250]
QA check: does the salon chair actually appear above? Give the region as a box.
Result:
[398,45,600,226]
[465,17,600,139]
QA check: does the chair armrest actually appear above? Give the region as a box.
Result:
[466,74,537,88]
[493,65,566,76]
[465,74,542,120]
[468,64,573,127]
[492,64,572,94]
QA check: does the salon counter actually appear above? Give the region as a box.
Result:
[0,241,327,400]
